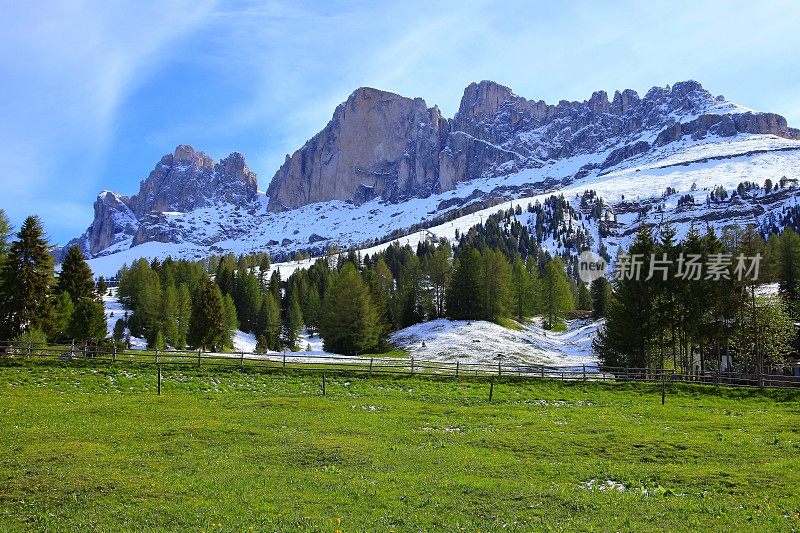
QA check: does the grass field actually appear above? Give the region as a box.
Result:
[0,360,799,532]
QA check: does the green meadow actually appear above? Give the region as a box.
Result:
[0,360,799,532]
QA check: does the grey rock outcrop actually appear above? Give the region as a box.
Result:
[266,88,448,210]
[266,80,799,212]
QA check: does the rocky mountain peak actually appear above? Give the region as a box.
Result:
[456,80,517,122]
[265,79,798,214]
[68,146,260,257]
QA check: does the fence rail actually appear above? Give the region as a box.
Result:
[2,341,799,389]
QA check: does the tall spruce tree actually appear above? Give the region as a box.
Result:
[256,292,281,351]
[576,281,592,311]
[594,224,656,368]
[590,277,611,319]
[69,298,107,342]
[51,291,74,341]
[0,216,54,338]
[445,247,483,320]
[283,292,304,350]
[319,262,381,355]
[188,279,227,351]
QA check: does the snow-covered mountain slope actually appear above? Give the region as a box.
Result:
[87,131,800,277]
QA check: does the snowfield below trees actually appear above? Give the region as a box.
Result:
[102,284,600,368]
[390,318,601,370]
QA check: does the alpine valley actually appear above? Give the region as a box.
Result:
[65,80,800,277]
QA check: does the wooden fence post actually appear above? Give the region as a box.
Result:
[197,349,201,366]
[583,365,586,381]
[661,375,666,405]
[369,357,373,376]
[489,378,494,402]
[456,361,459,379]
[155,349,159,364]
[157,365,162,396]
[322,373,326,396]
[283,350,286,368]
[240,352,244,368]
[410,357,415,374]
[498,361,502,377]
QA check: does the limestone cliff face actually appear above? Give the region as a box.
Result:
[266,88,448,210]
[266,79,799,212]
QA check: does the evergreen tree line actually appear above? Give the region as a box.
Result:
[594,224,800,373]
[0,213,107,345]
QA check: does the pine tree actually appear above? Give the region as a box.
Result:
[235,272,262,333]
[481,249,512,320]
[576,280,591,311]
[223,294,238,349]
[541,256,574,329]
[319,263,381,355]
[173,284,192,350]
[394,254,424,327]
[366,258,394,335]
[162,284,179,348]
[57,246,95,303]
[51,291,74,341]
[526,256,543,316]
[283,292,304,350]
[258,254,271,289]
[112,317,126,342]
[0,216,54,338]
[594,224,655,367]
[256,292,281,351]
[445,247,483,320]
[269,269,282,302]
[188,279,227,351]
[215,257,236,296]
[590,277,611,319]
[96,276,108,298]
[69,298,107,342]
[510,257,533,321]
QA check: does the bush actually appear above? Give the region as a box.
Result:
[11,328,48,355]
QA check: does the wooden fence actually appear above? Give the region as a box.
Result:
[2,341,799,389]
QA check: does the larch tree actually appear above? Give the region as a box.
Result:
[541,256,574,329]
[319,262,381,356]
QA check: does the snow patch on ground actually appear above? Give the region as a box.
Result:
[390,318,600,370]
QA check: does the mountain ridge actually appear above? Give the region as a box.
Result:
[63,79,800,274]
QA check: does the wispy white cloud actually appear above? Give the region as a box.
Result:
[0,0,220,237]
[1,0,799,244]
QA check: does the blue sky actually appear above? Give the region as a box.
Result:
[2,0,799,244]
